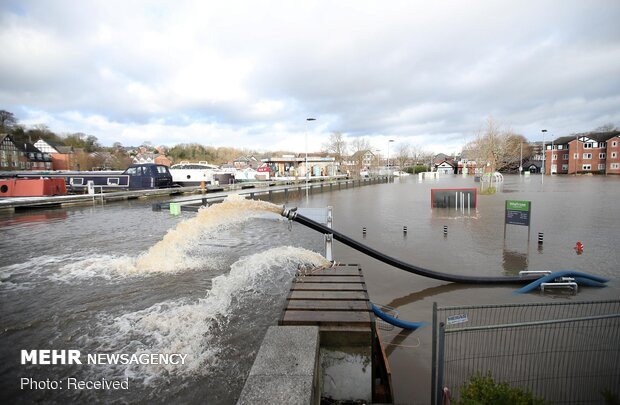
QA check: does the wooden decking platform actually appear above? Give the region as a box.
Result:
[280,264,373,345]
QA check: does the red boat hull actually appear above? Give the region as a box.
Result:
[0,178,67,197]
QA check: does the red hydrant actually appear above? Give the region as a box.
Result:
[575,241,584,254]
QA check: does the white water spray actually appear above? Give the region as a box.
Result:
[131,195,284,273]
[93,246,330,383]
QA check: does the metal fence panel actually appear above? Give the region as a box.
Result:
[432,300,620,404]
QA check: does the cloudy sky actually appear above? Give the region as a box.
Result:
[1,1,619,155]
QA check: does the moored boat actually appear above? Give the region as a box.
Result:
[3,163,173,192]
[0,177,67,197]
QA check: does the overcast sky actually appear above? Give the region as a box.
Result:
[1,1,619,155]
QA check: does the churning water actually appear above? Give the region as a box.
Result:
[0,196,327,404]
[1,176,619,404]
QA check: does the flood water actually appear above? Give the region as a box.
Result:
[1,174,618,404]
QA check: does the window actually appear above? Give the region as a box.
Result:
[552,154,557,161]
[612,152,618,158]
[574,153,578,159]
[562,164,568,171]
[70,178,84,186]
[582,164,591,170]
[584,143,593,149]
[563,154,569,160]
[125,167,140,176]
[598,164,605,170]
[599,153,606,159]
[583,153,592,159]
[613,141,618,147]
[611,163,620,169]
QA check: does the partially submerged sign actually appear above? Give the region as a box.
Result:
[504,200,532,240]
[505,200,531,226]
[431,188,477,209]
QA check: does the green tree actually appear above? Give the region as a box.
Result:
[63,133,101,152]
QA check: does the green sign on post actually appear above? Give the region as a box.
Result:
[506,200,530,211]
[505,200,532,240]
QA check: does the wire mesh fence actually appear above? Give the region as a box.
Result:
[432,300,620,404]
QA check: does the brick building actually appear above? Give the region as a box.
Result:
[544,131,620,175]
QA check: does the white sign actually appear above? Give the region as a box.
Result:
[446,314,469,325]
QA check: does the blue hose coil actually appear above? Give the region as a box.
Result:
[371,303,426,330]
[514,271,609,294]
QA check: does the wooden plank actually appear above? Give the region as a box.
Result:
[303,267,361,276]
[292,283,366,291]
[289,291,368,301]
[297,276,363,283]
[285,300,370,311]
[282,310,372,327]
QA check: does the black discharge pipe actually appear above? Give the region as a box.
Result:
[283,207,538,285]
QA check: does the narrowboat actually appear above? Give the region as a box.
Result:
[6,163,173,192]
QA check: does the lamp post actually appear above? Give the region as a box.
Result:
[305,118,316,202]
[305,117,316,189]
[541,129,547,183]
[387,139,394,180]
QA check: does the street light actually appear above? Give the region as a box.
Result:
[541,129,547,183]
[305,117,316,191]
[387,139,394,180]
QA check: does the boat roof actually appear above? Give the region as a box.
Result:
[170,163,219,169]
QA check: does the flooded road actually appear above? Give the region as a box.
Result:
[1,174,618,404]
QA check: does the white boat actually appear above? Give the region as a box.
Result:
[169,161,219,186]
[393,170,410,177]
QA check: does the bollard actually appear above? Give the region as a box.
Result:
[403,226,408,234]
[538,232,544,245]
[443,225,448,236]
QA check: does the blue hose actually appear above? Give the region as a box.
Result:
[514,271,609,294]
[371,303,426,330]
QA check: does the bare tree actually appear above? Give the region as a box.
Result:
[0,110,17,132]
[593,123,619,132]
[322,131,348,163]
[395,142,410,169]
[349,137,371,155]
[464,118,529,173]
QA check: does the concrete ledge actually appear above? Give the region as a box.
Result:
[237,326,320,405]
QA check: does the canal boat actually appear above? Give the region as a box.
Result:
[5,163,173,192]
